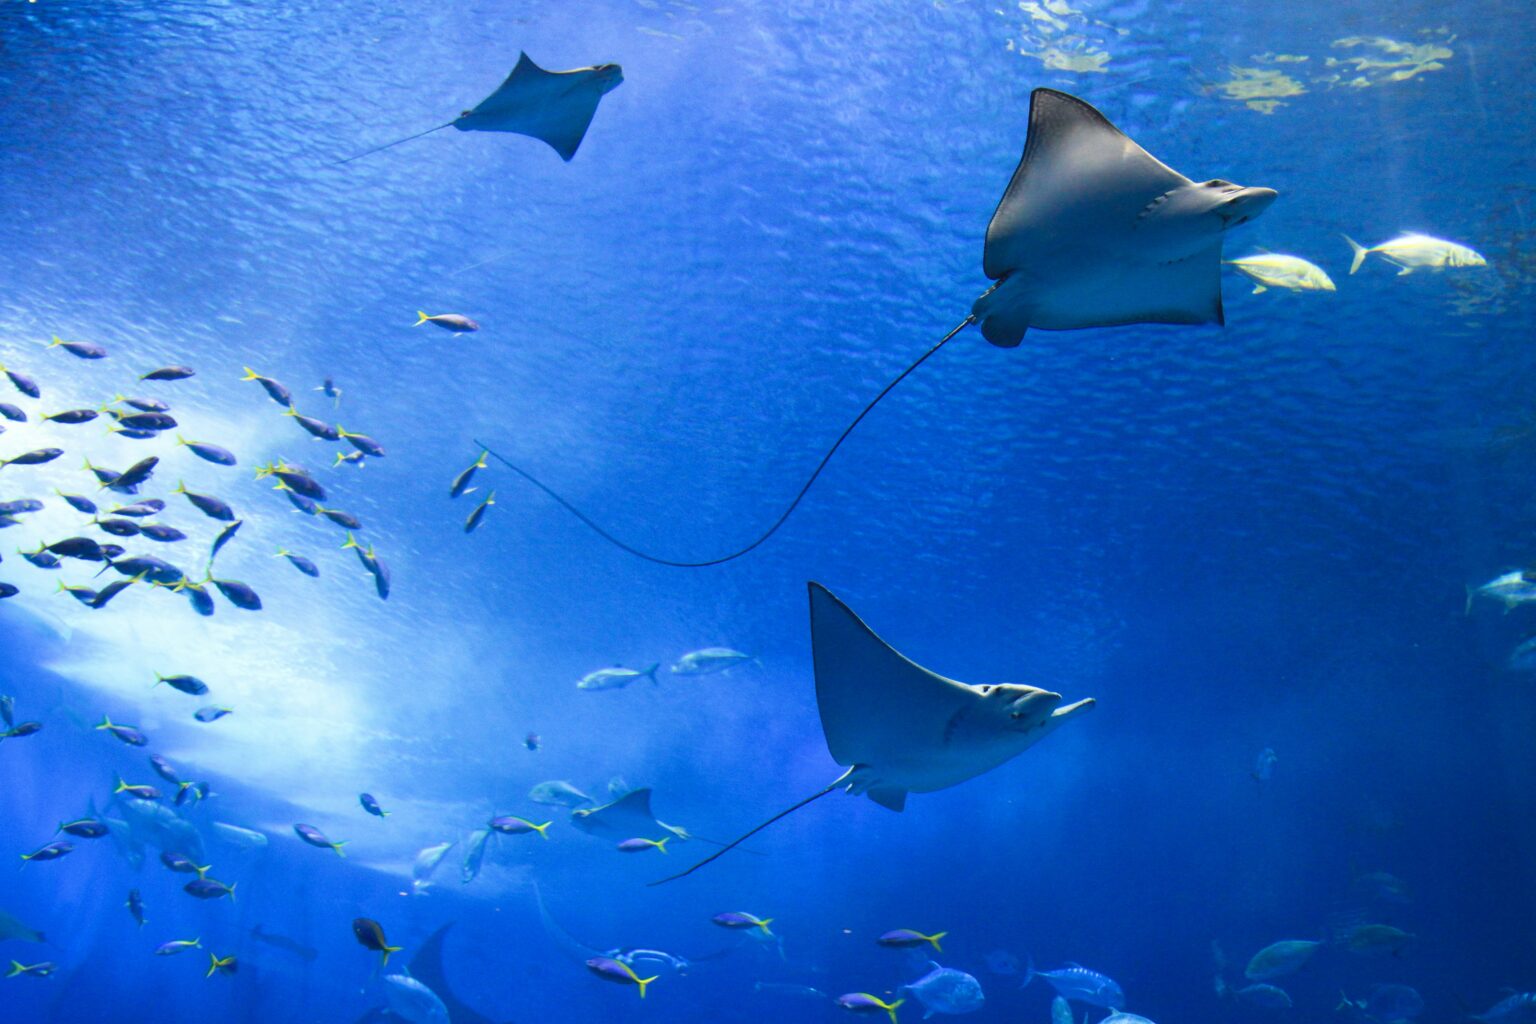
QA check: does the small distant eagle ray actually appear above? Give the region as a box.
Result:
[477,88,1274,565]
[338,52,623,164]
[649,582,1096,884]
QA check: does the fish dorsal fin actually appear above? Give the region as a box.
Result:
[982,88,1190,282]
[809,583,981,770]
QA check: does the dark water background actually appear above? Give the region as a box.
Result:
[1,0,1533,1021]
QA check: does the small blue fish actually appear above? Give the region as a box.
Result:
[155,674,209,696]
[0,448,64,469]
[450,451,487,498]
[414,311,479,333]
[359,793,389,818]
[174,482,235,521]
[57,491,97,515]
[283,408,340,440]
[586,956,658,998]
[141,365,194,381]
[210,578,262,611]
[114,777,161,801]
[160,851,210,877]
[49,335,106,359]
[1,366,40,398]
[878,929,948,952]
[337,428,383,457]
[126,889,145,927]
[489,816,551,838]
[836,992,905,1024]
[293,824,346,857]
[21,841,73,862]
[177,436,237,466]
[95,715,148,746]
[712,912,773,935]
[195,706,233,723]
[149,755,180,784]
[41,408,97,425]
[6,961,57,978]
[155,938,202,956]
[58,818,110,839]
[465,491,495,533]
[617,837,669,854]
[276,549,319,577]
[241,368,292,407]
[1251,747,1278,782]
[184,878,235,901]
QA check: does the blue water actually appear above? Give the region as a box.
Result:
[2,1,1533,1022]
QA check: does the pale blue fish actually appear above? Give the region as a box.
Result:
[460,829,490,884]
[382,971,450,1024]
[528,780,594,808]
[1473,993,1536,1024]
[1340,984,1425,1023]
[1023,961,1125,1009]
[904,961,985,1018]
[669,647,753,676]
[1236,983,1292,1009]
[412,841,455,893]
[1251,747,1278,782]
[1243,939,1318,980]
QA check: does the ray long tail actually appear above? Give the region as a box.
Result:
[334,121,456,166]
[648,768,856,885]
[476,315,976,568]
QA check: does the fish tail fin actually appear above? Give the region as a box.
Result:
[7,961,23,978]
[887,998,906,1024]
[332,841,348,858]
[381,944,401,967]
[414,311,429,326]
[1337,991,1353,1013]
[1021,954,1035,990]
[643,663,660,684]
[194,864,211,879]
[757,918,774,936]
[175,434,188,447]
[227,883,236,903]
[341,532,360,550]
[48,335,63,348]
[928,931,947,952]
[97,716,113,731]
[655,837,669,854]
[1342,235,1368,274]
[636,974,658,999]
[206,954,219,978]
[332,452,347,468]
[534,821,551,840]
[240,367,260,381]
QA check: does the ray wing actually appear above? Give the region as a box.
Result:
[981,88,1191,282]
[809,582,980,770]
[580,787,663,836]
[453,52,613,161]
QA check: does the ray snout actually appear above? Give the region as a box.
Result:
[1008,689,1062,721]
[1220,186,1278,228]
